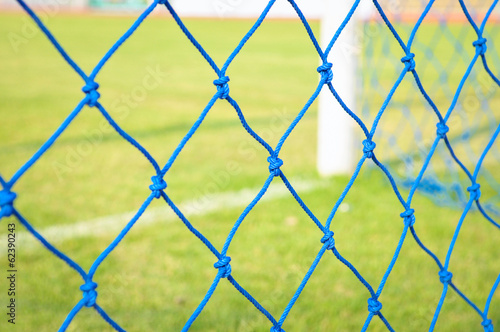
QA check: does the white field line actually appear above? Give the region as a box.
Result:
[7,178,327,252]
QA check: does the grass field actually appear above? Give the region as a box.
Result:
[0,7,499,332]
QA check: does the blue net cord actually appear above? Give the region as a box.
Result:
[361,3,500,216]
[0,0,498,331]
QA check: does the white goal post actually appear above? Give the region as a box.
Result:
[317,0,372,176]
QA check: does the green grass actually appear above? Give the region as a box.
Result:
[0,10,499,332]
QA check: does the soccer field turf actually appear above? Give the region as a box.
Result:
[0,10,499,331]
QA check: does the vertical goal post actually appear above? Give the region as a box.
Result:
[317,0,360,176]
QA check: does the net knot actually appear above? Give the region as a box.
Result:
[482,319,493,332]
[401,53,416,71]
[149,175,167,199]
[157,0,168,4]
[467,183,481,201]
[320,230,335,250]
[270,326,285,332]
[438,270,453,284]
[473,38,487,55]
[436,122,449,139]
[214,256,231,278]
[400,208,415,227]
[367,297,382,314]
[0,189,17,218]
[213,76,230,99]
[267,156,283,177]
[317,62,333,84]
[362,139,376,159]
[82,81,100,107]
[80,281,98,307]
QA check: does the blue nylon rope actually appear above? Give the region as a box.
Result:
[485,275,500,319]
[96,104,161,174]
[15,0,88,80]
[277,245,330,327]
[371,0,408,52]
[477,201,500,229]
[89,1,158,80]
[406,0,436,50]
[281,174,324,231]
[163,0,220,74]
[163,193,221,257]
[9,100,86,186]
[1,0,498,331]
[87,195,157,279]
[15,210,87,278]
[323,0,362,58]
[219,0,277,75]
[220,175,275,256]
[228,276,279,327]
[286,0,324,57]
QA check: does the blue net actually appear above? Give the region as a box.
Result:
[0,0,499,331]
[361,0,500,217]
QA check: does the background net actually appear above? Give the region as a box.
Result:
[361,0,500,215]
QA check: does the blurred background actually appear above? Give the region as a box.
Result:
[0,0,499,331]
